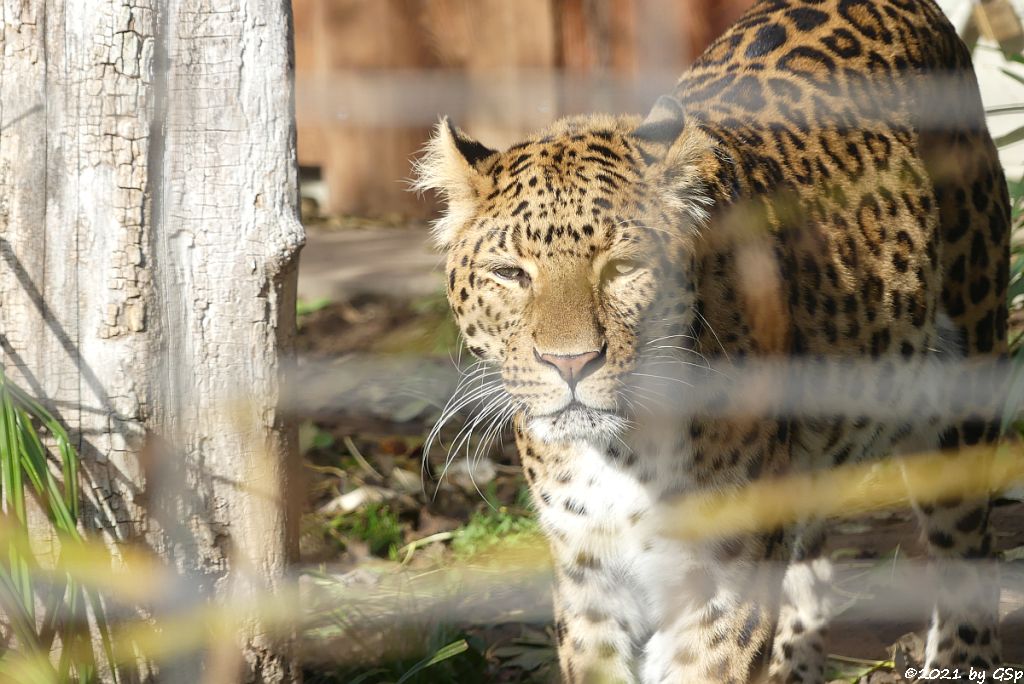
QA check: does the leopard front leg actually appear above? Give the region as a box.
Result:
[902,422,1003,677]
[911,494,1001,674]
[768,524,834,684]
[639,574,780,684]
[638,544,782,684]
[552,538,784,684]
[552,566,639,684]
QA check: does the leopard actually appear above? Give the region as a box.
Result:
[413,0,1011,681]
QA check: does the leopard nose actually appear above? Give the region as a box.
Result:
[534,345,607,389]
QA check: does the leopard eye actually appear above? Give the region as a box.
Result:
[603,259,640,280]
[492,265,529,282]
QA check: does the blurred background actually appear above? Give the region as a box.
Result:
[286,1,1024,682]
[293,0,752,219]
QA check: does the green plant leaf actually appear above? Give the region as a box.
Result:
[346,668,390,684]
[297,297,332,317]
[0,367,118,682]
[994,124,1024,148]
[313,430,336,450]
[1010,275,1024,305]
[395,639,469,684]
[1000,66,1024,89]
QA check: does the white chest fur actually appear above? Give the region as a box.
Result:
[534,436,705,641]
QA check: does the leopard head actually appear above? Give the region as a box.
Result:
[414,97,723,445]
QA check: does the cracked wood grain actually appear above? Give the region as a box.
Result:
[0,1,303,681]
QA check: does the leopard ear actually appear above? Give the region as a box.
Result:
[412,117,497,247]
[634,96,717,227]
[631,95,687,164]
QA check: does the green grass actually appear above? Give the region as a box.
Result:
[824,654,893,683]
[451,507,539,558]
[299,420,337,453]
[330,503,404,559]
[297,297,333,318]
[452,486,538,558]
[0,367,116,682]
[305,630,490,684]
[1007,174,1023,336]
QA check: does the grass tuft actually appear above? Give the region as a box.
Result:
[0,367,116,682]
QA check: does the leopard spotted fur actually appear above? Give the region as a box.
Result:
[415,1,1009,681]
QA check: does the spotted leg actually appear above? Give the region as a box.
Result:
[768,524,834,684]
[903,423,1002,678]
[638,572,780,684]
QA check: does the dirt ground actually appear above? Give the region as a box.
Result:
[295,224,1024,683]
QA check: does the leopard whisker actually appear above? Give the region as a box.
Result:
[631,372,696,389]
[424,378,503,477]
[441,391,510,475]
[453,397,518,500]
[638,353,731,381]
[621,387,662,416]
[428,378,502,443]
[469,400,520,499]
[432,391,510,500]
[472,399,512,466]
[644,333,700,346]
[692,308,732,365]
